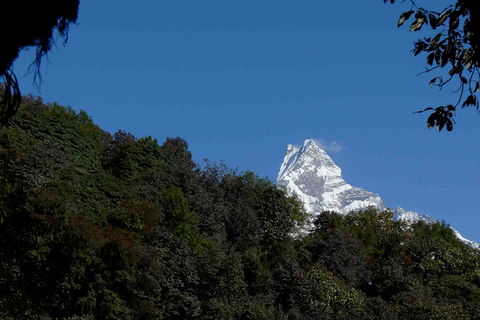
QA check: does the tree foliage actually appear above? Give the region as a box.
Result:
[0,93,479,318]
[385,0,480,131]
[0,0,80,127]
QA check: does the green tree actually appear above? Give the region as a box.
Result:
[4,94,480,319]
[385,0,479,131]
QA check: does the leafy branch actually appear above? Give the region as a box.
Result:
[0,71,21,128]
[385,0,479,131]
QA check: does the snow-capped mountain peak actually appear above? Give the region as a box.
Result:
[276,139,478,249]
[277,139,342,184]
[277,139,386,215]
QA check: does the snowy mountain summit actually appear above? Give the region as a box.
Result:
[277,139,386,215]
[276,139,479,248]
[392,206,436,224]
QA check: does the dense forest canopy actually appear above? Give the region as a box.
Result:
[0,90,479,319]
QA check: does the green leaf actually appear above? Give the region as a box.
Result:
[464,60,472,70]
[398,10,414,27]
[436,13,448,27]
[448,64,463,76]
[414,107,434,114]
[429,77,440,87]
[462,95,477,108]
[441,50,450,67]
[437,119,445,131]
[449,11,460,29]
[410,17,425,31]
[462,49,474,69]
[427,113,436,129]
[427,52,435,66]
[446,119,453,131]
[413,41,427,56]
[430,33,442,46]
[429,14,439,30]
[434,50,442,65]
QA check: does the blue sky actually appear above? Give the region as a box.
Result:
[13,0,480,242]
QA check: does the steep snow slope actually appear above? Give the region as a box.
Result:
[277,139,386,214]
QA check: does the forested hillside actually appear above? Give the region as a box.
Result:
[1,91,479,319]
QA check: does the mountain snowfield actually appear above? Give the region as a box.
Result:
[277,139,479,249]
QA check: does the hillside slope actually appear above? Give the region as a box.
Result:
[1,93,479,319]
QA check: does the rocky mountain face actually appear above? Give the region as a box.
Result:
[277,139,386,215]
[277,139,478,248]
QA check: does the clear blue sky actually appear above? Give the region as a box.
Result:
[13,0,479,242]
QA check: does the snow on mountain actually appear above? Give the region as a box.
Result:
[277,139,386,215]
[392,206,437,224]
[277,139,479,249]
[392,207,479,249]
[452,229,480,249]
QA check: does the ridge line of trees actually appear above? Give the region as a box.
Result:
[1,91,479,319]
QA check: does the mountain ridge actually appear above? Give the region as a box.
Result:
[277,139,386,215]
[276,138,479,249]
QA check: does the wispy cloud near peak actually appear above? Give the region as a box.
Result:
[313,139,344,153]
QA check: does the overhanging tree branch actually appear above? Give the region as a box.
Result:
[385,0,479,131]
[0,1,79,126]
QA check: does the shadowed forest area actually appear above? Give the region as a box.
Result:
[1,90,479,319]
